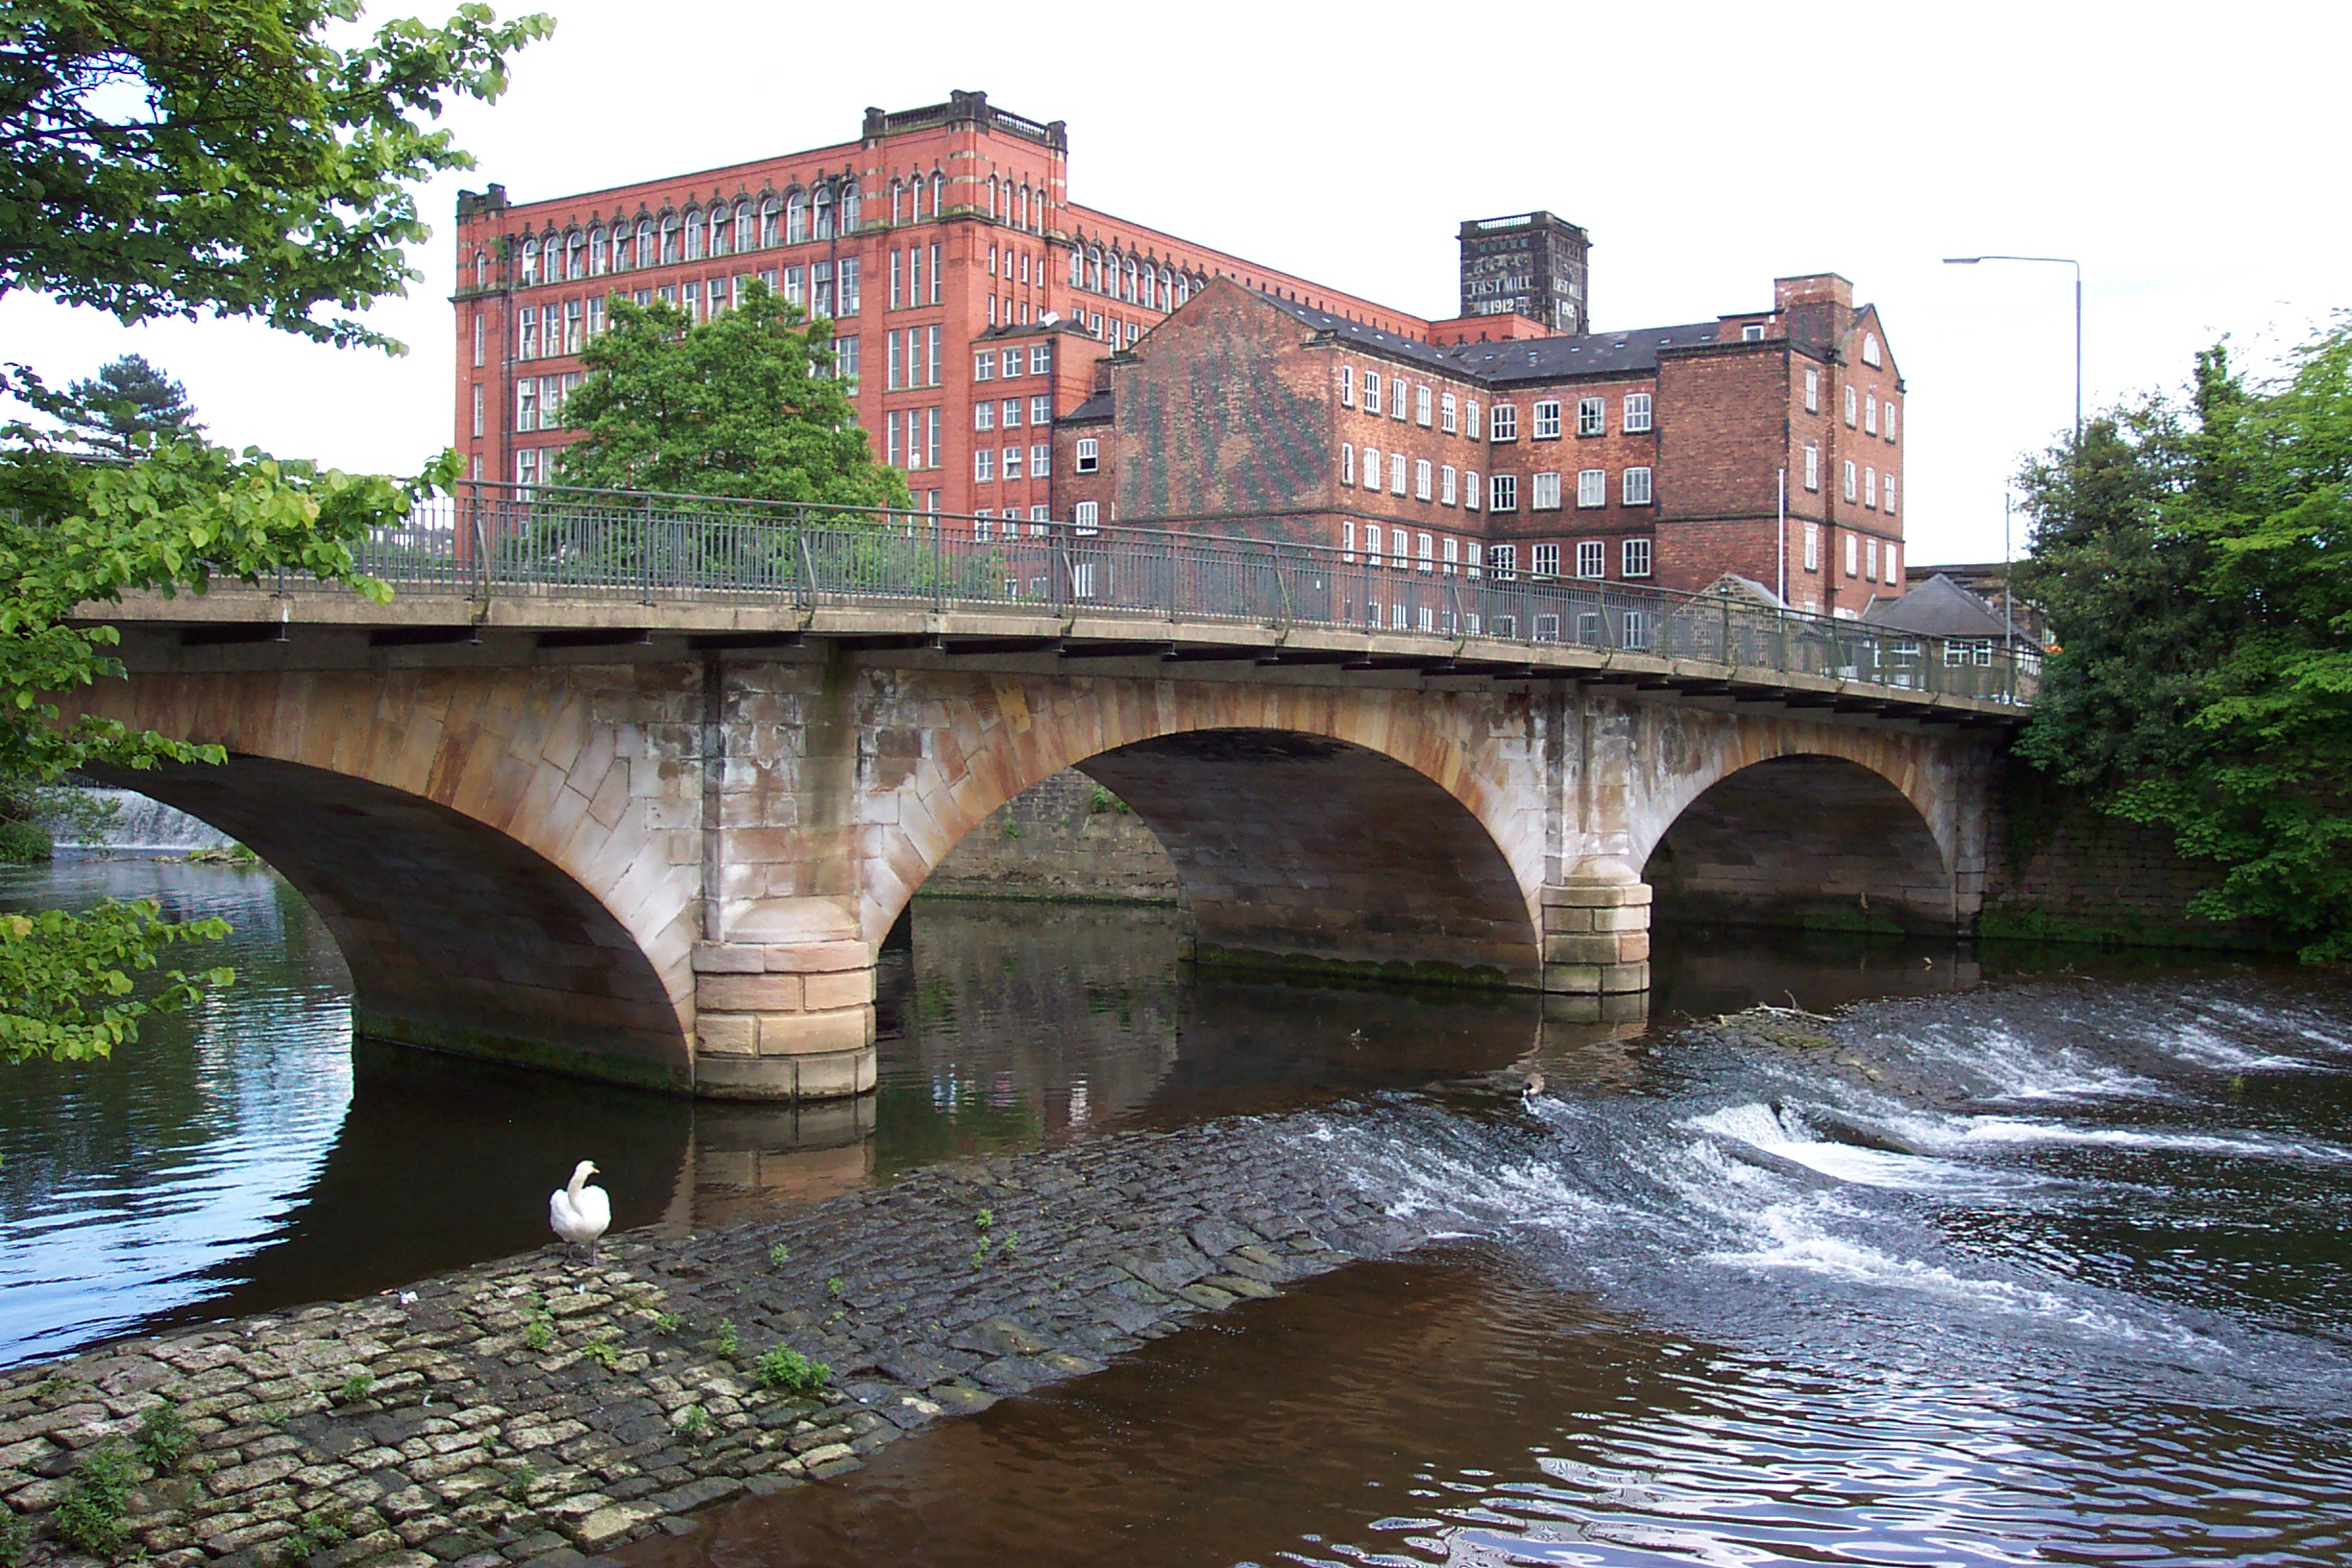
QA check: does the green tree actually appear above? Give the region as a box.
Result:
[1,0,547,1060]
[59,355,203,456]
[2016,322,2352,960]
[554,282,911,508]
[1,0,552,352]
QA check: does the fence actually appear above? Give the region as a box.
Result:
[306,483,2039,705]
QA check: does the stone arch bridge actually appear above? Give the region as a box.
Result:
[66,591,2016,1099]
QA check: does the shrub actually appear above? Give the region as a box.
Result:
[53,1441,136,1556]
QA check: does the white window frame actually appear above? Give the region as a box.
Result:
[1003,446,1023,480]
[1363,371,1383,415]
[1489,473,1519,512]
[1575,396,1604,437]
[1466,400,1482,440]
[1073,501,1099,534]
[974,449,994,482]
[1488,543,1517,579]
[1414,458,1433,501]
[1845,384,1859,427]
[1884,402,1898,442]
[1622,537,1653,578]
[1362,447,1382,493]
[1884,475,1898,516]
[1623,466,1653,506]
[1415,384,1433,427]
[1804,366,1820,413]
[975,402,995,431]
[1440,464,1458,505]
[1440,392,1458,434]
[1464,470,1481,511]
[1489,404,1518,442]
[1531,471,1562,510]
[1391,380,1409,422]
[1340,365,1355,406]
[1075,437,1099,474]
[1032,443,1049,476]
[1803,522,1821,572]
[1866,465,1878,508]
[1846,531,1860,576]
[1531,543,1560,578]
[1576,540,1605,579]
[1533,400,1563,439]
[1341,444,1355,485]
[1865,393,1878,436]
[1390,452,1407,492]
[1577,469,1606,508]
[1622,392,1652,433]
[1804,443,1821,492]
[1844,460,1859,502]
[1862,331,1883,367]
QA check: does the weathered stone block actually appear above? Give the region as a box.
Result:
[761,940,871,975]
[697,973,803,1013]
[791,1047,878,1100]
[754,1009,873,1058]
[800,968,876,1011]
[695,1015,757,1057]
[1543,933,1636,966]
[690,944,767,974]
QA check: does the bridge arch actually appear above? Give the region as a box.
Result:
[68,667,702,1090]
[853,675,1550,987]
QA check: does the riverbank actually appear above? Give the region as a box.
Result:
[0,1115,1428,1568]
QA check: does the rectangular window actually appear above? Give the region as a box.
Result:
[585,298,605,340]
[1622,392,1653,433]
[1365,524,1384,566]
[1533,400,1563,439]
[1885,544,1899,581]
[1531,471,1562,510]
[1363,371,1382,415]
[886,409,902,466]
[1865,393,1878,436]
[1390,452,1407,492]
[929,243,941,304]
[925,408,941,468]
[1362,446,1381,492]
[1623,537,1653,577]
[1001,349,1019,379]
[839,257,860,314]
[1032,443,1049,475]
[1489,404,1517,442]
[1489,543,1516,579]
[1466,400,1482,440]
[1866,537,1879,579]
[783,266,805,309]
[974,449,994,482]
[1866,466,1878,508]
[1532,543,1560,577]
[469,382,483,437]
[1623,466,1653,505]
[1804,443,1821,491]
[1489,473,1519,511]
[1340,365,1355,406]
[974,352,994,382]
[1743,323,1767,341]
[1884,402,1898,443]
[1440,464,1458,505]
[514,447,538,487]
[515,379,537,431]
[1884,475,1898,515]
[1003,446,1023,479]
[1464,470,1481,511]
[1391,380,1409,422]
[891,250,903,308]
[1415,384,1433,427]
[1844,460,1859,502]
[973,512,992,543]
[563,301,582,354]
[1804,365,1820,412]
[517,306,538,360]
[1074,501,1099,534]
[975,402,995,431]
[1804,522,1821,571]
[1414,458,1432,501]
[1417,531,1434,572]
[1001,398,1021,428]
[1623,608,1651,648]
[1846,531,1860,576]
[1341,444,1355,485]
[1577,468,1606,508]
[1845,384,1859,427]
[472,313,483,368]
[681,281,700,323]
[1343,520,1358,561]
[833,335,858,381]
[1441,392,1458,433]
[1074,436,1099,474]
[887,331,902,390]
[1576,541,1605,579]
[1030,344,1051,375]
[1030,395,1051,425]
[1443,536,1459,574]
[1576,397,1605,436]
[927,327,942,386]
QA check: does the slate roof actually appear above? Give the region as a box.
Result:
[1861,574,2036,641]
[1254,288,1737,388]
[1256,292,1468,375]
[1063,390,1114,424]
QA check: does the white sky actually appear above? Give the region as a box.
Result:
[3,0,2340,567]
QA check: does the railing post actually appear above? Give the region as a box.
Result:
[796,528,816,615]
[933,513,945,611]
[641,495,658,606]
[1053,526,1069,617]
[469,483,490,601]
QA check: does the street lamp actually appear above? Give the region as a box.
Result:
[1946,254,2082,702]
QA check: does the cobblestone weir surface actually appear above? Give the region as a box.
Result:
[2,1117,1427,1568]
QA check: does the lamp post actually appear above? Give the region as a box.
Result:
[1946,254,2080,701]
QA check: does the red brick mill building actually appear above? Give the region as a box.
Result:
[455,90,1906,616]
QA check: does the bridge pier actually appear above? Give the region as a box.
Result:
[691,900,878,1101]
[1539,859,1654,1003]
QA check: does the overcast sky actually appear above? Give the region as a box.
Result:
[3,0,2340,567]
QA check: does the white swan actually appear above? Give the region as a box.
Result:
[550,1160,611,1262]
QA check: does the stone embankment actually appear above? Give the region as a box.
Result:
[2,1119,1422,1568]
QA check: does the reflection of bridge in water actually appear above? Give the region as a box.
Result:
[70,485,2028,1101]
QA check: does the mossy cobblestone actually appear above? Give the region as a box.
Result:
[0,1119,1420,1568]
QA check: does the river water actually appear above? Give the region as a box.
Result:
[6,859,2350,1564]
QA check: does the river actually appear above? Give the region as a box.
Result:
[5,857,2349,1565]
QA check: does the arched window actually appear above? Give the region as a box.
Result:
[1087,246,1102,292]
[890,179,904,223]
[758,196,779,248]
[1068,249,1083,288]
[1173,272,1189,306]
[662,212,683,263]
[839,181,859,231]
[1123,256,1139,303]
[683,208,703,260]
[636,218,654,268]
[587,227,607,276]
[812,184,832,240]
[786,189,809,244]
[931,171,945,213]
[1158,266,1174,310]
[474,250,488,288]
[709,205,729,257]
[735,200,754,247]
[518,235,539,284]
[565,230,585,279]
[987,175,999,220]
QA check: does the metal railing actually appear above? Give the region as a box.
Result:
[294,482,2040,705]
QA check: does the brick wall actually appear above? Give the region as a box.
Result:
[922,770,1178,902]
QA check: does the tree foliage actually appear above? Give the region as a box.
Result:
[0,0,552,352]
[553,282,911,509]
[2016,321,2352,960]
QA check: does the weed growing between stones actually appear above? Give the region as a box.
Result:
[674,1405,711,1440]
[133,1403,189,1471]
[999,1230,1019,1257]
[651,1311,682,1334]
[503,1461,538,1503]
[974,1209,993,1235]
[825,1276,844,1299]
[752,1347,831,1393]
[272,1510,347,1566]
[768,1243,792,1267]
[52,1441,136,1556]
[0,1508,28,1567]
[522,1319,553,1353]
[333,1372,374,1405]
[580,1335,619,1371]
[715,1319,739,1359]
